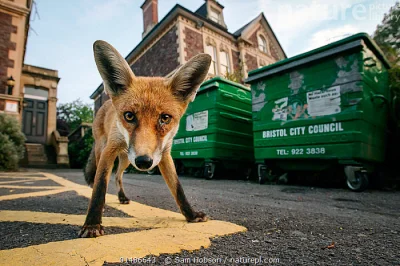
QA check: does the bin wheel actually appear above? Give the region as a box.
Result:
[344,166,369,192]
[147,167,159,175]
[244,167,252,180]
[204,163,215,180]
[258,164,268,185]
[174,160,185,175]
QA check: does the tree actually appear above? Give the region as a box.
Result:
[373,2,399,65]
[224,62,244,83]
[0,114,26,170]
[57,99,93,135]
[373,2,400,95]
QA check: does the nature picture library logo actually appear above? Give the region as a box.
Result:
[277,1,399,22]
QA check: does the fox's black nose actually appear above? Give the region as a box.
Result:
[135,156,153,170]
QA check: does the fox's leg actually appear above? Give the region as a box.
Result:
[95,137,107,165]
[78,146,118,238]
[158,153,208,222]
[116,153,131,204]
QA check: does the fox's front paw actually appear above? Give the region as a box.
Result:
[188,211,209,223]
[78,224,105,238]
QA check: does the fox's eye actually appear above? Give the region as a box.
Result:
[124,112,136,123]
[160,114,172,125]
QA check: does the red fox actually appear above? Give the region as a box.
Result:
[79,40,211,238]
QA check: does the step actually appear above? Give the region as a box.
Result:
[23,144,61,168]
[25,143,44,148]
[24,164,59,169]
[25,146,45,152]
[27,158,48,163]
[27,150,47,155]
[26,150,45,154]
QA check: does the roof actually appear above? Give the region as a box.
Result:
[233,12,287,59]
[232,16,257,37]
[195,3,207,17]
[90,3,286,99]
[246,32,391,83]
[91,3,234,99]
[195,0,225,18]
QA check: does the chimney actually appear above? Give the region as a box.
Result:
[141,0,158,38]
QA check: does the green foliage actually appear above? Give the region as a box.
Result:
[390,67,400,94]
[0,114,26,170]
[68,128,94,169]
[224,69,244,83]
[223,63,244,83]
[373,2,400,96]
[57,99,94,134]
[373,2,400,65]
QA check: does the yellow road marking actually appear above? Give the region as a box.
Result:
[0,188,72,201]
[41,172,187,220]
[0,225,244,266]
[0,172,247,265]
[0,177,49,185]
[0,210,141,229]
[0,185,64,190]
[0,175,45,179]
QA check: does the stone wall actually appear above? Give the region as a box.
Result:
[131,26,179,77]
[0,11,17,94]
[183,26,204,61]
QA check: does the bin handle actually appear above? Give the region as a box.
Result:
[370,93,388,107]
[393,94,400,122]
[219,112,252,123]
[221,92,251,103]
[222,93,234,99]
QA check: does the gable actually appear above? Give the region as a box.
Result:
[237,13,286,60]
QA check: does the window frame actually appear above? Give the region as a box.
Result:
[257,34,268,54]
[209,8,221,24]
[219,50,231,76]
[205,44,218,75]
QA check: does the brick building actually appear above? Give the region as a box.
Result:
[0,0,68,167]
[90,0,286,113]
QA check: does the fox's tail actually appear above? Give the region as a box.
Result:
[84,145,96,186]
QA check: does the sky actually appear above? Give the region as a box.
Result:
[24,0,398,105]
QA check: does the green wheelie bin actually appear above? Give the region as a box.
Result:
[171,77,254,179]
[245,33,392,191]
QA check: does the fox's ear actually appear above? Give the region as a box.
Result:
[93,40,135,96]
[168,54,211,101]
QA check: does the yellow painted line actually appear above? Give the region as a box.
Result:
[0,188,71,201]
[0,210,243,233]
[0,172,247,265]
[41,172,93,189]
[0,176,47,180]
[0,177,49,185]
[42,172,191,220]
[0,185,64,190]
[0,211,141,229]
[0,223,245,266]
[0,172,43,175]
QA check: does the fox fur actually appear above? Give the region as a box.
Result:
[79,40,211,238]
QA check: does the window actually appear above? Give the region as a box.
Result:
[205,45,217,75]
[258,35,268,53]
[220,51,230,76]
[24,86,48,100]
[209,8,220,23]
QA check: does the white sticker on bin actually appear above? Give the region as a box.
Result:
[307,86,341,117]
[186,111,208,131]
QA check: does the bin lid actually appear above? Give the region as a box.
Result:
[198,76,250,94]
[246,32,391,83]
